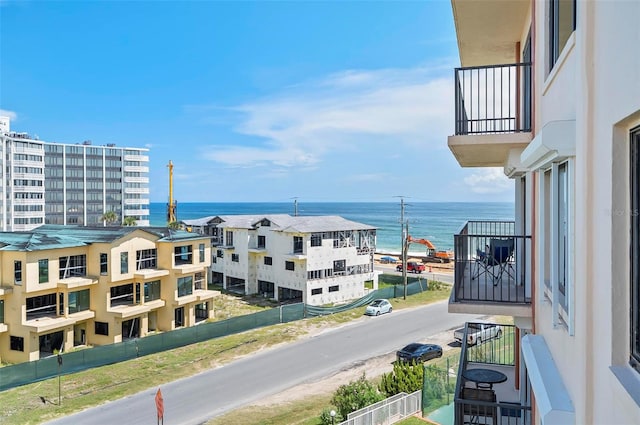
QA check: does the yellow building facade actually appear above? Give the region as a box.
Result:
[0,225,216,364]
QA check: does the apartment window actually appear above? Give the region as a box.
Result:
[226,231,234,246]
[258,235,266,249]
[232,253,239,262]
[329,285,339,292]
[26,294,58,320]
[293,236,303,254]
[136,249,157,270]
[333,259,346,273]
[59,255,86,279]
[95,321,109,336]
[194,272,205,290]
[144,280,161,302]
[100,253,108,275]
[120,252,129,274]
[10,336,24,352]
[110,283,134,307]
[630,125,640,370]
[285,261,295,271]
[177,276,193,297]
[0,299,4,323]
[175,307,185,327]
[68,289,90,314]
[264,256,272,266]
[174,245,193,265]
[217,249,224,258]
[311,233,322,247]
[311,288,322,295]
[549,0,576,71]
[199,243,205,262]
[540,160,573,331]
[14,261,22,284]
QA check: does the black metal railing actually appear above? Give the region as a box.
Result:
[453,221,531,304]
[455,63,532,135]
[454,323,531,425]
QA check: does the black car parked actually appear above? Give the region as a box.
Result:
[396,343,443,363]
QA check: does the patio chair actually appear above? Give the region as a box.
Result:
[472,238,515,286]
[461,387,498,425]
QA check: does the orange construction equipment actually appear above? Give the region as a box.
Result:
[407,235,454,263]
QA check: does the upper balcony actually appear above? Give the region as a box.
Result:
[454,322,531,425]
[448,63,532,168]
[449,220,531,317]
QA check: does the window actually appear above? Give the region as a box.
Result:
[0,299,4,323]
[226,231,234,246]
[630,125,640,370]
[177,276,193,297]
[217,249,223,258]
[10,336,24,351]
[59,255,86,279]
[110,283,134,307]
[95,321,109,336]
[68,289,90,314]
[333,259,346,273]
[175,307,185,327]
[329,285,339,292]
[194,272,205,290]
[285,261,295,271]
[232,253,239,262]
[144,280,161,302]
[549,0,576,71]
[293,236,303,254]
[174,245,193,265]
[38,259,49,283]
[100,253,108,275]
[264,256,272,266]
[14,261,22,284]
[258,235,266,248]
[199,243,205,262]
[120,252,129,274]
[26,294,58,320]
[136,249,157,270]
[311,233,322,247]
[311,288,322,295]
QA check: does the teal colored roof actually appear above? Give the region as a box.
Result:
[0,225,207,252]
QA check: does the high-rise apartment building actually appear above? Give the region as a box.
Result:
[0,117,150,230]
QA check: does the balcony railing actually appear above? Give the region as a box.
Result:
[453,221,531,304]
[454,322,531,425]
[455,63,531,135]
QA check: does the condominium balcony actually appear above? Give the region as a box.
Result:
[449,221,531,317]
[448,63,532,168]
[454,322,531,425]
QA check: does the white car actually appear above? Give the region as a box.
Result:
[365,299,393,316]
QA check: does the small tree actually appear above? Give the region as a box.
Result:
[123,216,137,226]
[331,373,384,419]
[378,361,424,396]
[100,210,118,226]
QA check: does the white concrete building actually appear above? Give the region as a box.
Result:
[447,1,640,424]
[182,214,378,306]
[0,117,150,230]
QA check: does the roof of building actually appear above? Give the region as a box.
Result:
[0,225,207,252]
[182,214,375,233]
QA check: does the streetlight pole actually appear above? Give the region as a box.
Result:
[330,409,336,425]
[403,220,408,300]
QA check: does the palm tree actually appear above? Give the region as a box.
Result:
[123,216,138,226]
[100,210,118,226]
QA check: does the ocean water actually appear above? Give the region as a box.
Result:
[149,202,514,255]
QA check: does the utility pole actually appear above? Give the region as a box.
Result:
[294,198,298,216]
[403,220,408,300]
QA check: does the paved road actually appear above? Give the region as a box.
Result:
[47,301,478,425]
[375,263,454,285]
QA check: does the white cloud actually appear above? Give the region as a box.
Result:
[464,168,512,194]
[201,65,454,168]
[0,109,18,120]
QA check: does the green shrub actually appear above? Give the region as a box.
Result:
[378,361,423,397]
[331,373,385,419]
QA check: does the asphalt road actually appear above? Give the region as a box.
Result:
[46,301,478,425]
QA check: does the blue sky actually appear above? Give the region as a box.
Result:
[0,0,513,203]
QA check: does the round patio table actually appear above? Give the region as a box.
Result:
[462,368,507,390]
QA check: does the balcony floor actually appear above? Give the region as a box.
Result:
[454,261,529,304]
[463,363,519,404]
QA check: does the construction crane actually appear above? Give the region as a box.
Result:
[407,235,454,263]
[166,160,177,224]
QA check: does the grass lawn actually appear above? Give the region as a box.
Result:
[0,276,451,425]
